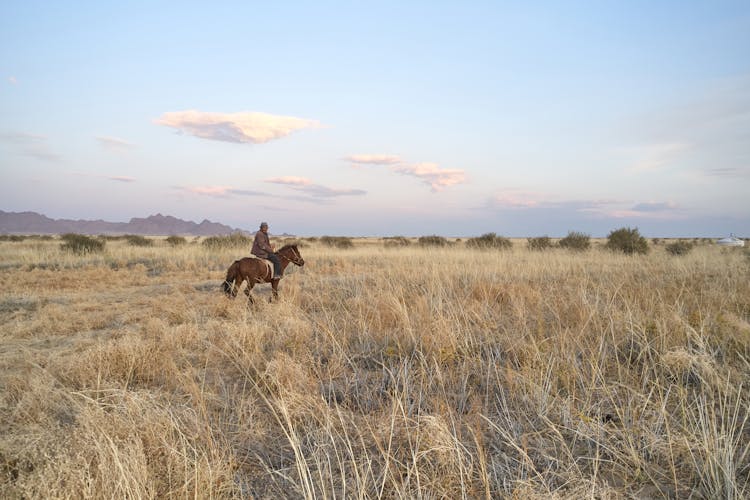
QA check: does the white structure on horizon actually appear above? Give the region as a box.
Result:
[716,234,745,247]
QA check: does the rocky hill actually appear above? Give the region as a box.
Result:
[0,211,241,236]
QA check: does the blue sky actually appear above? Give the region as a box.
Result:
[1,1,748,236]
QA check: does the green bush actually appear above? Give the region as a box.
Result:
[527,236,552,251]
[165,235,187,246]
[124,234,153,247]
[202,233,252,250]
[384,236,411,248]
[606,227,649,255]
[60,233,105,254]
[320,236,354,249]
[467,233,512,250]
[418,235,448,247]
[558,231,591,251]
[665,241,694,256]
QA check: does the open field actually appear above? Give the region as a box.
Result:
[1,237,749,498]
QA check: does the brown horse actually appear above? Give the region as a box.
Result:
[222,244,305,302]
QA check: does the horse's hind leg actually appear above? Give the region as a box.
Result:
[244,281,255,304]
[224,280,238,298]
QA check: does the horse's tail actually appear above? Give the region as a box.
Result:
[223,261,239,296]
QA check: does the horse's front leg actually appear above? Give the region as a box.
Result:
[270,279,279,302]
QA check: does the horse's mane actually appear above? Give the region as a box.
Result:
[278,244,298,253]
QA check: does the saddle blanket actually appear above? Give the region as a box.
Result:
[249,255,274,279]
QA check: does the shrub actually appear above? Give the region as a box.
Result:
[528,236,552,251]
[281,238,306,248]
[202,233,252,250]
[320,236,354,249]
[0,234,26,242]
[418,235,448,247]
[666,241,694,256]
[124,234,153,247]
[60,233,105,254]
[606,227,649,254]
[384,236,411,248]
[467,233,512,250]
[558,231,591,251]
[165,235,187,247]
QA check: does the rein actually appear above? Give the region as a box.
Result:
[278,246,303,265]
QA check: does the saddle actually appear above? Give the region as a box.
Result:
[249,255,275,279]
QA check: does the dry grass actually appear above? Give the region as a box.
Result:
[1,236,749,498]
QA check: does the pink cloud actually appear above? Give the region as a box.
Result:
[176,185,268,198]
[265,176,366,198]
[488,190,547,209]
[345,154,466,191]
[182,186,233,197]
[108,176,135,182]
[264,176,313,186]
[344,154,403,165]
[155,110,322,144]
[392,162,466,191]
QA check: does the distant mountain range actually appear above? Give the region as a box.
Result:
[0,211,244,236]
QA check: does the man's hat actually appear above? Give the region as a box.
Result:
[260,222,268,228]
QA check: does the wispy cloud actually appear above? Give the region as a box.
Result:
[704,167,750,178]
[265,176,366,198]
[68,171,137,183]
[345,154,466,191]
[0,132,61,162]
[625,142,690,172]
[8,76,17,85]
[264,176,312,186]
[485,190,682,220]
[155,110,322,144]
[345,154,403,165]
[96,136,135,152]
[176,185,268,198]
[393,162,466,191]
[631,201,678,212]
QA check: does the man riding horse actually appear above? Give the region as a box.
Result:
[251,222,282,280]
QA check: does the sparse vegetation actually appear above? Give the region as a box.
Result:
[607,226,649,254]
[165,235,187,246]
[558,230,591,251]
[666,240,694,256]
[383,236,411,248]
[59,233,105,254]
[0,234,27,242]
[466,232,512,250]
[202,233,252,249]
[124,234,153,247]
[320,236,354,248]
[418,235,448,247]
[1,237,749,498]
[527,235,552,251]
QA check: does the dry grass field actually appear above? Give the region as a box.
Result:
[1,236,749,498]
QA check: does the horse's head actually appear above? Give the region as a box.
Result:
[279,244,305,267]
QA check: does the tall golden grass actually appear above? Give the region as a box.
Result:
[1,237,748,498]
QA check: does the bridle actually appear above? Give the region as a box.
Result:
[279,246,304,266]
